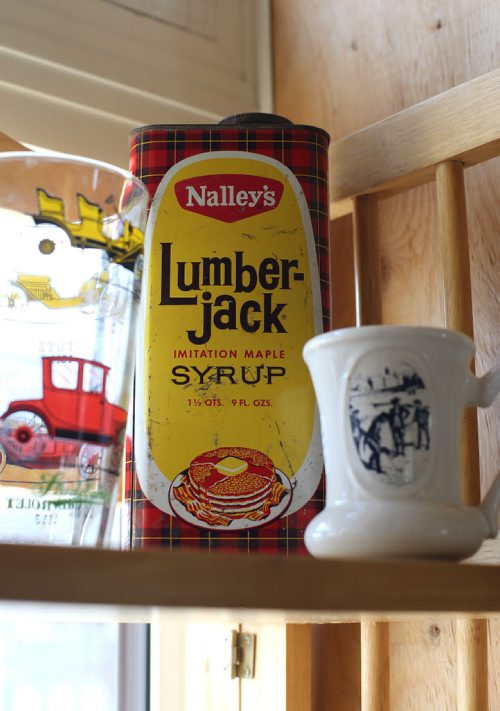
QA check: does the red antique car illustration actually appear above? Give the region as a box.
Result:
[0,356,126,473]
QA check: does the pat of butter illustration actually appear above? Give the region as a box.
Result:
[215,457,248,476]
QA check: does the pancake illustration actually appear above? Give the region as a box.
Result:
[172,446,288,527]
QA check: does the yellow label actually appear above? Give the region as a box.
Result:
[136,152,323,530]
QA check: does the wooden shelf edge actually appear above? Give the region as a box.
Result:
[0,544,499,621]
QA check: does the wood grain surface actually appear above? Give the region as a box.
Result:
[286,625,313,711]
[272,0,500,496]
[328,68,500,201]
[312,624,361,711]
[361,621,390,711]
[272,1,500,709]
[352,195,382,325]
[435,161,487,710]
[352,194,389,711]
[0,544,499,618]
[457,618,489,711]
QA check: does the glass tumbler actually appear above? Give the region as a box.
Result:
[0,151,148,546]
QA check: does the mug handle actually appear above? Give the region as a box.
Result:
[466,365,500,407]
[465,365,500,536]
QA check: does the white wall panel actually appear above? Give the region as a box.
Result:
[0,0,272,166]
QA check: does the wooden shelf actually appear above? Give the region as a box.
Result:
[0,544,499,622]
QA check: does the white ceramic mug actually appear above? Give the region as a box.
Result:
[302,326,500,560]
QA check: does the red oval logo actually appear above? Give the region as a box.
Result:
[174,174,284,223]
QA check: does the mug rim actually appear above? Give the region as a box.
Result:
[303,325,475,355]
[0,150,147,195]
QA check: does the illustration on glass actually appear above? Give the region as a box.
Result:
[0,357,126,477]
[0,188,137,489]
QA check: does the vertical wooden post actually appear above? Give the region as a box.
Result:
[435,160,481,505]
[361,621,390,711]
[353,195,383,326]
[312,624,361,711]
[301,213,360,711]
[286,625,313,711]
[456,617,489,711]
[353,194,390,711]
[435,160,488,711]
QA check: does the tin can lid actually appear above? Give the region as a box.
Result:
[130,116,330,144]
[219,112,293,126]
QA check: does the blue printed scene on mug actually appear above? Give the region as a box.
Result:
[348,354,432,488]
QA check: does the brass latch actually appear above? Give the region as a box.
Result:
[225,630,256,679]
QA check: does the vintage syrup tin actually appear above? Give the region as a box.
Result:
[127,114,330,553]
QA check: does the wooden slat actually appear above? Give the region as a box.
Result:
[330,68,500,202]
[361,622,390,711]
[329,213,356,330]
[457,619,489,711]
[314,216,359,710]
[435,160,480,505]
[352,194,388,710]
[286,625,312,711]
[435,160,488,711]
[435,162,474,337]
[312,624,361,711]
[352,195,383,325]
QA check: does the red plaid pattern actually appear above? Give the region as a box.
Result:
[127,121,330,555]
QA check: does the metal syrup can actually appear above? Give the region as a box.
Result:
[127,113,330,553]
